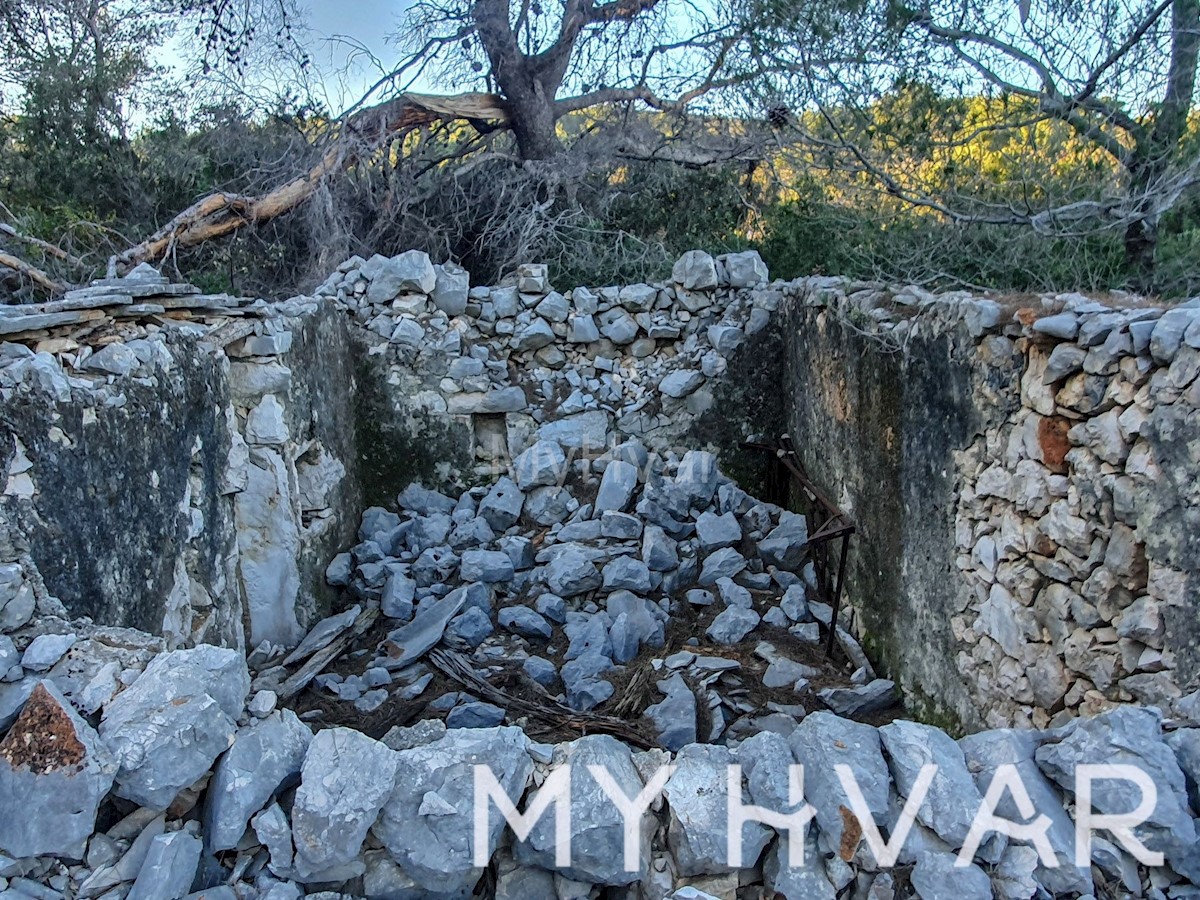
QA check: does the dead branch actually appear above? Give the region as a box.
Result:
[0,251,68,295]
[0,224,87,270]
[110,92,511,274]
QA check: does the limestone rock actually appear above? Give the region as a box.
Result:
[515,734,655,884]
[204,709,313,851]
[292,727,399,879]
[126,830,202,900]
[644,674,697,751]
[790,712,890,864]
[879,720,999,858]
[367,251,436,303]
[373,726,532,895]
[665,743,770,875]
[0,681,117,859]
[514,439,567,490]
[100,645,249,810]
[673,251,718,291]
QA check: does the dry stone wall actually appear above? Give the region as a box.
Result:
[0,283,362,652]
[313,248,777,493]
[779,279,1200,732]
[0,250,777,660]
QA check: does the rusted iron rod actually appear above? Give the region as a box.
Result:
[740,436,857,659]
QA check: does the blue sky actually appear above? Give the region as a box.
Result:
[300,0,417,111]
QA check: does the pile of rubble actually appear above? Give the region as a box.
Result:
[252,443,894,748]
[1,634,1200,899]
[3,437,1200,899]
[4,252,1200,899]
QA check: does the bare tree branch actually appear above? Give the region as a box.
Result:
[0,223,86,269]
[111,92,510,272]
[0,250,66,294]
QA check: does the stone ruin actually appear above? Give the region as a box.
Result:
[0,249,1197,899]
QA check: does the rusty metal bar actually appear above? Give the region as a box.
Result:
[740,436,857,659]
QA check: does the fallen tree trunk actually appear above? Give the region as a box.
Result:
[0,251,67,295]
[110,92,511,275]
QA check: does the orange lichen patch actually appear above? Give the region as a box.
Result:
[1014,308,1039,328]
[1038,416,1073,473]
[0,683,86,773]
[838,806,863,861]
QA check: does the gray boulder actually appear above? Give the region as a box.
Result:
[602,556,654,593]
[525,485,574,526]
[126,831,202,900]
[447,606,494,647]
[644,674,697,751]
[538,410,610,452]
[673,251,719,291]
[665,744,771,875]
[382,586,470,668]
[513,440,567,490]
[382,572,416,620]
[675,450,720,506]
[818,679,895,718]
[568,314,601,342]
[1150,307,1196,362]
[595,460,638,514]
[0,681,117,860]
[446,701,505,728]
[460,549,516,583]
[100,645,249,810]
[545,549,602,596]
[699,547,747,585]
[790,712,890,865]
[205,709,313,851]
[959,729,1091,896]
[660,370,705,399]
[608,591,666,662]
[562,652,615,711]
[479,477,524,531]
[431,263,470,315]
[909,850,991,900]
[601,511,643,539]
[758,512,808,570]
[763,828,837,900]
[707,324,744,354]
[642,525,679,571]
[879,720,1000,859]
[695,511,741,552]
[523,656,559,688]
[20,632,77,672]
[515,734,655,884]
[517,263,550,293]
[1166,728,1200,811]
[368,251,437,303]
[721,250,769,287]
[566,613,614,661]
[498,606,553,640]
[1044,343,1086,381]
[373,726,532,895]
[398,483,457,515]
[292,727,399,880]
[1035,706,1198,879]
[359,506,401,542]
[84,341,140,376]
[706,606,760,644]
[536,291,570,322]
[1032,312,1079,339]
